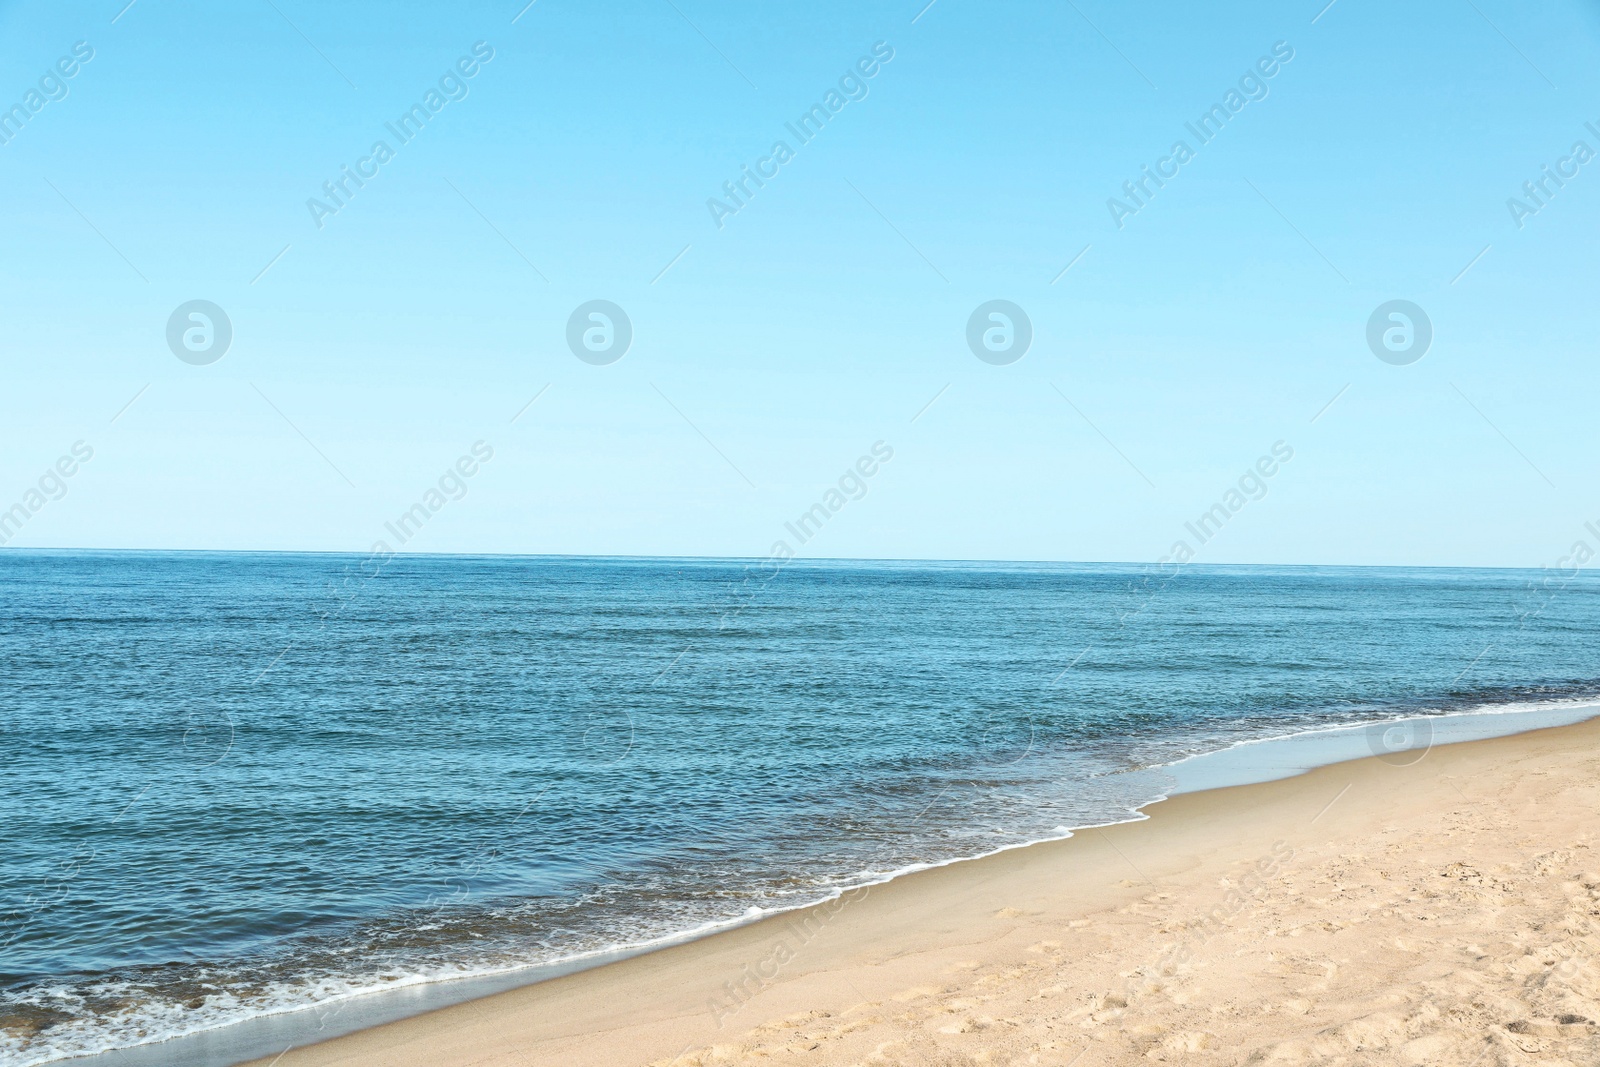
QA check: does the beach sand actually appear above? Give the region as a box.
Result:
[243,717,1600,1067]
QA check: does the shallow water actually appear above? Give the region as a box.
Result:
[4,552,1599,1065]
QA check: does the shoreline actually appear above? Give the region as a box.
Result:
[213,707,1600,1066]
[42,699,1600,1067]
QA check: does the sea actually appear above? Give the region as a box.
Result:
[4,551,1600,1066]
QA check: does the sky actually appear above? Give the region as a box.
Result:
[1,0,1598,566]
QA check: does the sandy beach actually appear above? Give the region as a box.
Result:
[238,717,1600,1067]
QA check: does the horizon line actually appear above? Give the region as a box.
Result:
[0,545,1569,574]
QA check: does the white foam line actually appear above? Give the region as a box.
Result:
[37,694,1600,1064]
[1149,694,1600,776]
[34,806,1166,1065]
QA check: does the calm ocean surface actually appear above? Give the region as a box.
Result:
[4,552,1600,1064]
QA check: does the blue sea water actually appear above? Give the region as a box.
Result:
[4,551,1600,1065]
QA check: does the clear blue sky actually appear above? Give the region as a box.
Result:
[2,0,1597,566]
